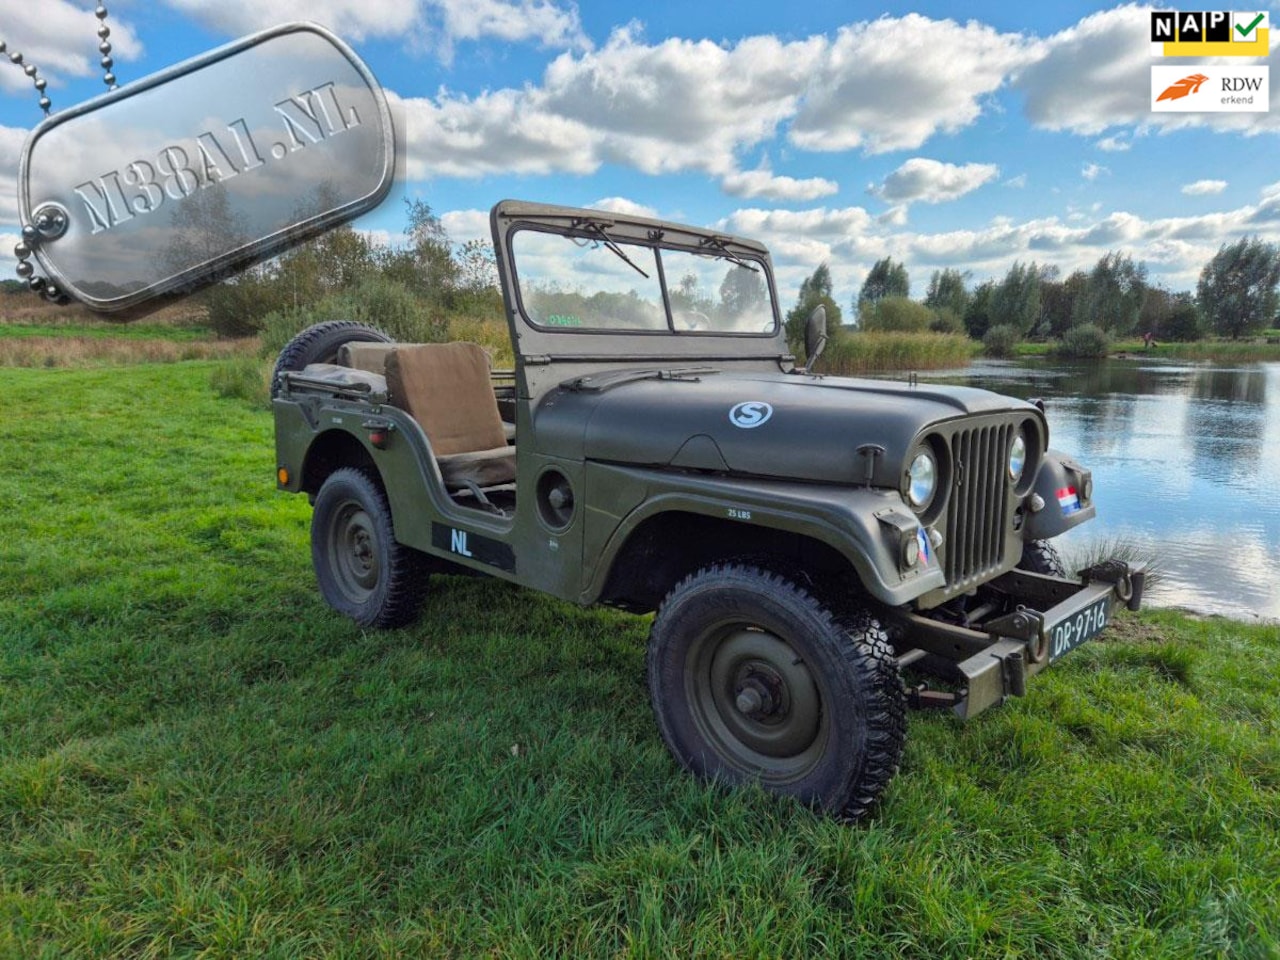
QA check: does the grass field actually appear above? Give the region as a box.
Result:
[2,361,1278,958]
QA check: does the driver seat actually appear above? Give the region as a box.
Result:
[342,341,516,490]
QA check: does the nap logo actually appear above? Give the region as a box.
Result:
[1151,10,1269,56]
[1151,64,1269,112]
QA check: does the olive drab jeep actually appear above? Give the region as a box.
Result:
[271,200,1145,821]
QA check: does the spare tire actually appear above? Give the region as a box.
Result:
[271,321,393,398]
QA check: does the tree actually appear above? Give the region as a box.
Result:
[1040,270,1088,339]
[718,264,767,318]
[784,262,842,355]
[924,268,969,318]
[857,257,909,311]
[989,261,1042,336]
[963,279,996,339]
[1197,237,1280,339]
[1163,293,1205,342]
[1072,251,1147,335]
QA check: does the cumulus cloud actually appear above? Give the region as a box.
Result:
[0,0,142,92]
[160,0,587,50]
[870,158,1000,205]
[1181,179,1228,196]
[721,166,839,202]
[393,26,824,180]
[789,15,1037,154]
[1082,162,1108,181]
[0,124,26,226]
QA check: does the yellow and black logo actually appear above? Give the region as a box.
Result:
[1150,10,1269,56]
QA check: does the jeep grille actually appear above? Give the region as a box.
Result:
[942,422,1015,590]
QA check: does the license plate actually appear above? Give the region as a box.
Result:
[1048,594,1111,661]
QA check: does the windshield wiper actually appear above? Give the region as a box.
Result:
[697,236,759,273]
[573,218,650,279]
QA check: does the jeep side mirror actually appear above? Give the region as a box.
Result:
[803,304,828,373]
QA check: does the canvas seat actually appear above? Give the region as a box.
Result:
[340,341,516,490]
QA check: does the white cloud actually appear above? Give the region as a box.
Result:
[1005,174,1028,189]
[393,26,825,180]
[390,16,1044,183]
[1181,179,1228,196]
[439,208,490,241]
[1082,162,1108,181]
[0,0,142,92]
[0,124,26,225]
[590,197,661,218]
[721,166,838,202]
[870,157,999,205]
[1095,134,1131,152]
[789,15,1037,154]
[160,0,587,50]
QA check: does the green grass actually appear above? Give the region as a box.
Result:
[3,363,1278,957]
[0,322,213,342]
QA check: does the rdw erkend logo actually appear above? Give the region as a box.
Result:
[1150,65,1269,112]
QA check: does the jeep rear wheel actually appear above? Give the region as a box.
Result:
[646,563,906,821]
[311,468,428,628]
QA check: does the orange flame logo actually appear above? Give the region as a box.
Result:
[1157,73,1210,101]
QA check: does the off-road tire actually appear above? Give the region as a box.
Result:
[646,562,907,821]
[1019,539,1067,577]
[311,467,428,628]
[271,321,393,398]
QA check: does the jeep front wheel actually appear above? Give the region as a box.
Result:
[311,468,428,628]
[646,563,906,821]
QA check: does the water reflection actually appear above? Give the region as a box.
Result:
[919,358,1280,621]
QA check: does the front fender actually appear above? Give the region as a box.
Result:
[1023,449,1096,540]
[581,465,946,607]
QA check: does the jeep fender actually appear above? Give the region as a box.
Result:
[1022,449,1096,541]
[582,464,946,608]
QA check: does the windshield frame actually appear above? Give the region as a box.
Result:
[507,222,781,339]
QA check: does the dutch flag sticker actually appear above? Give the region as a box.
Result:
[1057,486,1081,515]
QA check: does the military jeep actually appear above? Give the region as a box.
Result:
[271,199,1144,820]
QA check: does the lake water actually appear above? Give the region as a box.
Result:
[918,357,1280,622]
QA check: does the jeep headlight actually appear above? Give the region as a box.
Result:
[1009,432,1028,482]
[907,452,937,509]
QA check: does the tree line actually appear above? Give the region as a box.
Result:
[785,237,1280,358]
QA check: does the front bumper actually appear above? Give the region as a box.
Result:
[897,561,1146,719]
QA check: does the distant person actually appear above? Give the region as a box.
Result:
[1142,331,1158,350]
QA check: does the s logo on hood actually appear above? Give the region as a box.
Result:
[729,401,774,429]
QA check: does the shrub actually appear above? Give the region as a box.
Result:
[1162,299,1205,342]
[859,296,936,333]
[929,307,963,335]
[1053,323,1111,359]
[982,324,1020,358]
[260,275,450,356]
[817,332,976,374]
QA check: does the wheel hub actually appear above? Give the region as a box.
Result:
[699,628,823,765]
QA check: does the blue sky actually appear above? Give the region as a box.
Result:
[2,0,1279,310]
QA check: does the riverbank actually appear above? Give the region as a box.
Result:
[1016,337,1280,362]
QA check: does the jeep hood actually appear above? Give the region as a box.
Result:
[533,369,1038,486]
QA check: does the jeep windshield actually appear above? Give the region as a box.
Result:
[510,223,778,336]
